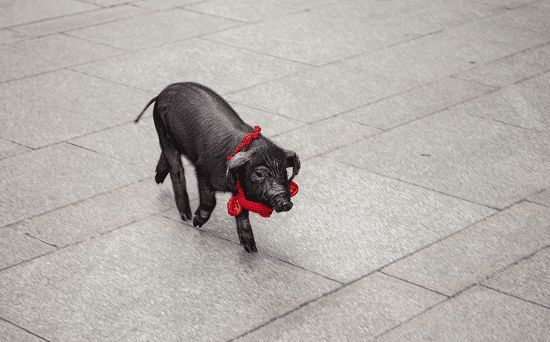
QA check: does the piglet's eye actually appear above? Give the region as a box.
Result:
[254,170,264,178]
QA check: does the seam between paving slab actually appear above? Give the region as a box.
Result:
[0,317,51,342]
[378,271,450,298]
[480,284,550,311]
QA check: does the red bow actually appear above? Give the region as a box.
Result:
[226,125,299,217]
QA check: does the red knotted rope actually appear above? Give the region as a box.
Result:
[226,125,299,218]
[226,125,262,161]
[228,180,274,217]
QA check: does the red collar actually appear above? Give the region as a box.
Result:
[226,125,299,218]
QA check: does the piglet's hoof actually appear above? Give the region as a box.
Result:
[178,205,192,222]
[193,209,211,228]
[241,239,258,253]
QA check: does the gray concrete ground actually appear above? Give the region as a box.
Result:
[1,0,550,340]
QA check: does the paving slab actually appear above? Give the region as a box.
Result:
[481,0,540,9]
[78,0,137,6]
[484,247,550,307]
[68,9,238,50]
[0,70,151,148]
[444,4,550,53]
[70,119,162,177]
[75,38,310,94]
[12,180,177,247]
[0,34,123,83]
[11,5,148,37]
[0,320,44,342]
[133,0,204,10]
[529,189,550,207]
[165,157,494,282]
[378,286,550,342]
[407,0,502,28]
[455,72,550,131]
[0,0,96,28]
[230,103,304,137]
[273,118,381,160]
[0,216,338,342]
[237,272,444,342]
[457,43,550,87]
[333,110,550,209]
[498,2,550,37]
[0,228,54,270]
[0,29,27,45]
[384,202,550,295]
[204,2,441,66]
[186,0,338,22]
[227,63,417,123]
[343,30,516,85]
[0,143,143,227]
[342,77,493,129]
[0,139,29,160]
[307,0,428,21]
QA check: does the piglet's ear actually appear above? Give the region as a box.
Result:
[226,151,251,192]
[285,150,301,181]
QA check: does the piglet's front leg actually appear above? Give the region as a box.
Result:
[235,209,257,253]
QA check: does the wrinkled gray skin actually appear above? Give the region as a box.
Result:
[135,82,300,252]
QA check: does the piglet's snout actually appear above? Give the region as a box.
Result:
[273,197,293,213]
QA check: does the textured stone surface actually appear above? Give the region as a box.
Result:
[0,0,96,28]
[70,119,161,177]
[75,38,309,94]
[0,139,28,160]
[228,63,416,123]
[204,2,441,66]
[0,228,54,270]
[457,43,550,87]
[384,202,550,295]
[342,77,493,129]
[230,103,304,137]
[11,5,148,37]
[0,29,27,45]
[455,72,550,131]
[68,9,238,50]
[166,157,494,282]
[484,247,550,307]
[273,118,380,160]
[378,286,550,342]
[0,144,143,227]
[333,111,550,209]
[442,5,550,54]
[529,189,550,207]
[0,34,123,82]
[0,320,44,342]
[187,0,337,22]
[237,272,444,341]
[343,29,516,85]
[0,216,338,342]
[0,70,151,147]
[133,0,204,10]
[12,180,176,247]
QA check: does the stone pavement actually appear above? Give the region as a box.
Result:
[1,0,549,340]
